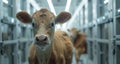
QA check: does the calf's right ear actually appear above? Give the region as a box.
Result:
[55,11,71,24]
[16,11,32,23]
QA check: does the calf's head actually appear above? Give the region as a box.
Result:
[67,28,80,42]
[16,8,71,50]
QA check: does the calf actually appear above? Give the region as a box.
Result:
[16,8,73,64]
[51,30,73,64]
[68,28,87,64]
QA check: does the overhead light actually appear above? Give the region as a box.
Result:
[97,19,100,22]
[62,0,71,29]
[118,9,120,13]
[104,0,108,4]
[47,0,56,16]
[102,16,105,20]
[65,0,71,12]
[30,0,40,10]
[11,18,15,23]
[2,0,8,4]
[69,0,87,23]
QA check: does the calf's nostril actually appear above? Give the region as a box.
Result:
[43,37,47,41]
[36,37,40,41]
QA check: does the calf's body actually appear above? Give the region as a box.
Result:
[29,30,73,64]
[68,28,87,64]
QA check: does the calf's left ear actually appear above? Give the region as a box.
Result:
[55,12,71,24]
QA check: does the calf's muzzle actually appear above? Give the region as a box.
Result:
[35,35,48,42]
[35,35,49,45]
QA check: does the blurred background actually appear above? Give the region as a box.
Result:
[0,0,120,64]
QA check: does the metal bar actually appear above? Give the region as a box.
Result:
[96,39,110,43]
[18,38,33,43]
[0,41,2,43]
[115,35,120,39]
[87,23,95,28]
[86,38,95,41]
[1,17,16,25]
[97,19,111,25]
[116,15,120,18]
[3,40,18,45]
[116,41,120,45]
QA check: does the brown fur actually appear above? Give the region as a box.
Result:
[28,30,73,64]
[53,30,73,64]
[16,8,73,64]
[68,28,87,64]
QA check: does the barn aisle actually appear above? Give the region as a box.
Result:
[0,0,120,64]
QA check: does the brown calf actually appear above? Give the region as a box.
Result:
[16,8,73,64]
[68,28,87,64]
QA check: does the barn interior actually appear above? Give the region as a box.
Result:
[0,0,120,64]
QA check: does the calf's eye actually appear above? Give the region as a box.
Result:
[32,22,37,27]
[51,22,54,27]
[32,22,35,27]
[49,22,54,28]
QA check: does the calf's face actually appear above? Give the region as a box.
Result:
[32,9,55,49]
[67,28,79,42]
[16,8,71,50]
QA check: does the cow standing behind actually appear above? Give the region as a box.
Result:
[16,8,73,64]
[68,28,87,64]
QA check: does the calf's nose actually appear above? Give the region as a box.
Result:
[35,35,48,42]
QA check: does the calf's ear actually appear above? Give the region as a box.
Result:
[55,11,71,24]
[16,11,32,23]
